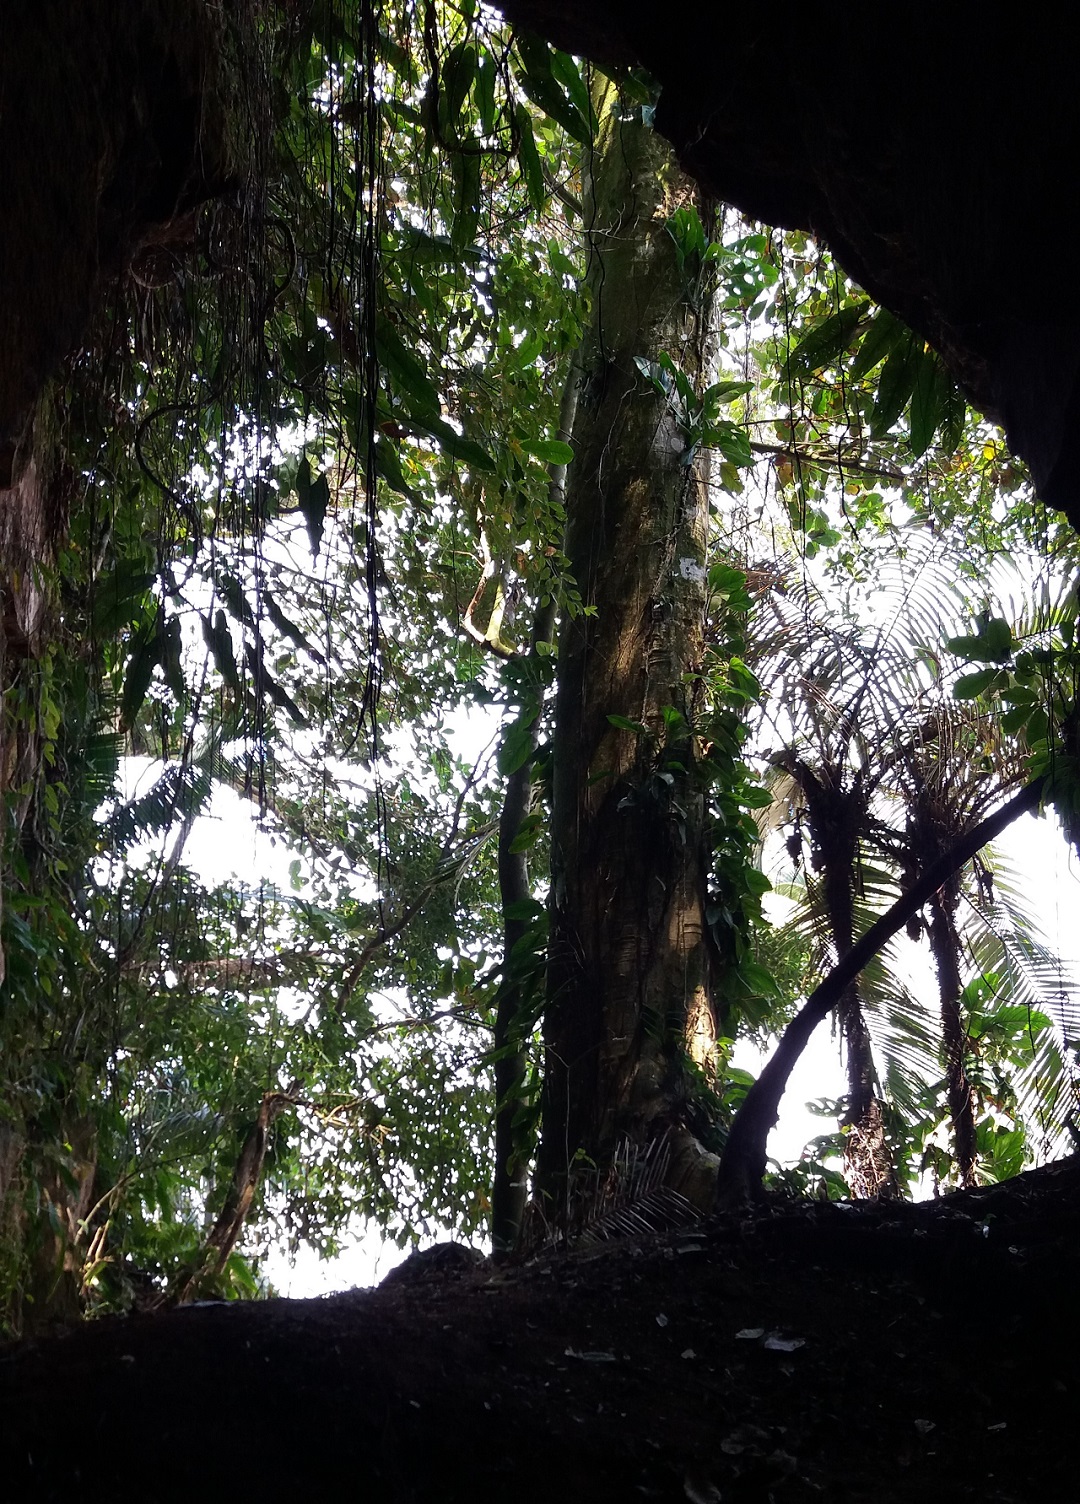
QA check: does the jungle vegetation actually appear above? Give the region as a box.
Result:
[2,0,1078,1329]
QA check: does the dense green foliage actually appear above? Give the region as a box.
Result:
[2,2,1078,1325]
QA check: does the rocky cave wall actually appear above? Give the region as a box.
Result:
[0,1,237,490]
[0,1,240,978]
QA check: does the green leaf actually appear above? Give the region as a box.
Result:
[442,41,477,124]
[736,959,780,997]
[634,355,670,397]
[503,897,546,923]
[513,36,591,145]
[549,50,594,129]
[712,424,753,467]
[606,713,650,735]
[524,438,574,466]
[161,615,185,703]
[658,350,696,407]
[376,317,441,416]
[451,150,481,252]
[397,224,481,270]
[475,51,497,136]
[787,304,865,373]
[954,667,1003,700]
[395,410,497,473]
[946,615,1013,663]
[708,562,750,596]
[215,570,257,631]
[909,349,947,458]
[515,103,545,214]
[201,610,241,694]
[667,205,708,268]
[740,785,775,810]
[498,708,540,775]
[704,380,752,406]
[1025,706,1049,742]
[508,813,544,853]
[263,591,325,666]
[246,643,307,725]
[939,382,967,455]
[121,613,163,730]
[296,457,330,558]
[373,435,420,501]
[983,616,1013,660]
[944,633,982,658]
[870,334,919,438]
[850,308,904,380]
[660,705,688,732]
[504,331,544,372]
[92,560,157,635]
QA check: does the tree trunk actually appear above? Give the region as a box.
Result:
[785,759,897,1197]
[23,1115,97,1332]
[491,366,580,1256]
[926,879,978,1187]
[837,975,899,1199]
[172,1089,294,1305]
[536,87,717,1216]
[823,844,898,1201]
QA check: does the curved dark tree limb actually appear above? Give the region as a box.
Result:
[716,776,1046,1205]
[170,1085,300,1306]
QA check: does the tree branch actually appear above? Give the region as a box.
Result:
[331,819,498,1017]
[747,439,906,485]
[170,1086,299,1305]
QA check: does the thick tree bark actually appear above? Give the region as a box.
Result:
[23,1115,97,1331]
[824,800,902,1197]
[717,778,1044,1204]
[536,88,717,1214]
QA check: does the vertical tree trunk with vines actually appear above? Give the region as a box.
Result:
[536,87,718,1216]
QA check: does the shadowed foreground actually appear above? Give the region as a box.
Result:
[2,1159,1077,1501]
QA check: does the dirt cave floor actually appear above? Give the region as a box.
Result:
[2,1159,1078,1503]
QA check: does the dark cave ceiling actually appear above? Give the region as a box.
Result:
[1,5,1076,523]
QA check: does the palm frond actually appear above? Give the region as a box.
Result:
[958,880,1080,1153]
[103,763,214,854]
